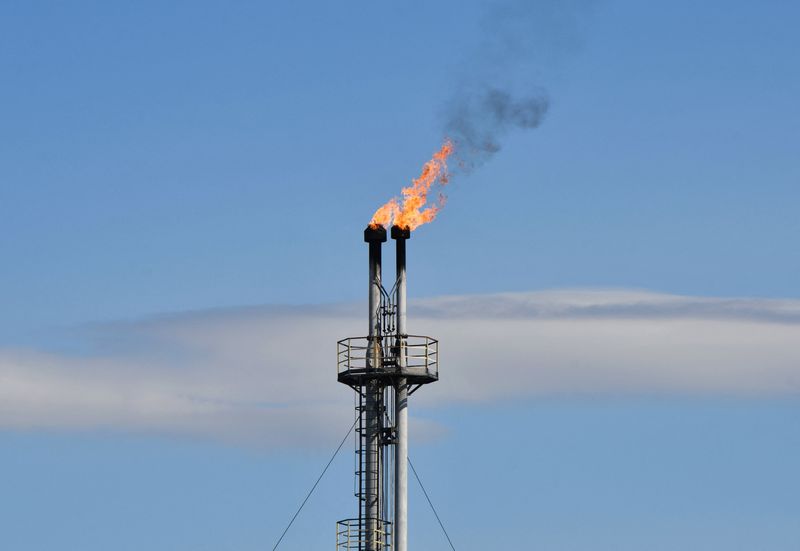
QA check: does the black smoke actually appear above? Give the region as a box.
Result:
[441,0,592,170]
[444,86,549,169]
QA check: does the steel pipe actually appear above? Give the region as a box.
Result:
[391,225,410,551]
[364,225,386,551]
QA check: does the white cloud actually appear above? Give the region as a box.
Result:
[1,289,798,447]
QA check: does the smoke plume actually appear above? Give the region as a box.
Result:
[445,87,549,168]
[369,0,587,227]
[442,0,589,169]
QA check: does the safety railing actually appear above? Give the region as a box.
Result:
[336,518,392,550]
[337,335,438,381]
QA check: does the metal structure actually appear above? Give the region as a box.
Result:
[336,225,438,551]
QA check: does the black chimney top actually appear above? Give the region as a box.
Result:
[364,225,388,243]
[390,225,411,240]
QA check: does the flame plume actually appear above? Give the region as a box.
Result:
[369,140,454,231]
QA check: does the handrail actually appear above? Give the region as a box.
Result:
[336,518,392,550]
[336,335,438,381]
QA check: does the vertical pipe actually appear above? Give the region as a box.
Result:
[391,225,409,551]
[364,226,386,551]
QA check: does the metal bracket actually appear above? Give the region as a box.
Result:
[380,427,397,446]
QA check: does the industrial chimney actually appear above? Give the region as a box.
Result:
[336,225,439,551]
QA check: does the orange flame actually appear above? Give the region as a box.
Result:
[369,140,454,231]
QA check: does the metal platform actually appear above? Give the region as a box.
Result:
[336,518,392,550]
[337,335,439,386]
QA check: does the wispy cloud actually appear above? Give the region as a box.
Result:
[1,290,798,447]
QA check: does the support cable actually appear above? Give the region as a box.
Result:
[271,417,358,551]
[408,457,457,551]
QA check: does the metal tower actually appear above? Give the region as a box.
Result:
[336,225,438,551]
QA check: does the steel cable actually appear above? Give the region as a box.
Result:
[408,457,457,551]
[271,417,358,551]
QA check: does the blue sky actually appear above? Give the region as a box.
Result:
[1,1,799,549]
